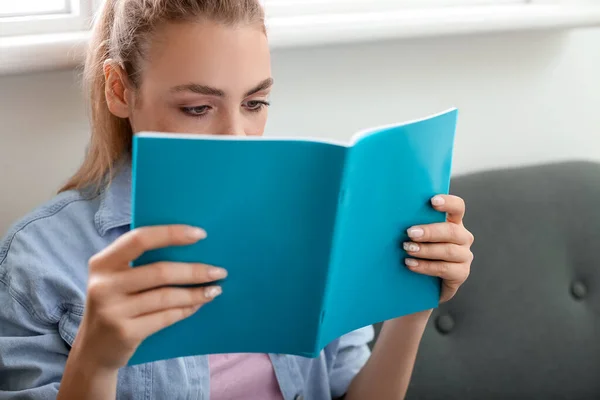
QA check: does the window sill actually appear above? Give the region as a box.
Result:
[1,4,600,76]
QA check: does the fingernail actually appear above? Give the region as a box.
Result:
[403,242,420,252]
[204,286,222,299]
[408,227,424,238]
[186,227,206,240]
[431,196,445,206]
[208,267,228,280]
[405,258,419,268]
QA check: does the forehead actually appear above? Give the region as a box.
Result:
[141,20,271,92]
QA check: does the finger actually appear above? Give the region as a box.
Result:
[91,225,206,271]
[130,305,203,340]
[431,195,465,224]
[403,242,472,263]
[440,281,462,303]
[407,222,472,245]
[114,262,227,293]
[405,258,470,284]
[124,285,222,317]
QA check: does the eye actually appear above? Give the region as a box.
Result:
[180,105,211,117]
[244,100,270,112]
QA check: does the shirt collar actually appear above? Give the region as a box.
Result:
[94,160,132,236]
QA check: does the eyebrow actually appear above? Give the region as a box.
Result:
[244,78,274,97]
[170,83,225,96]
[170,78,274,98]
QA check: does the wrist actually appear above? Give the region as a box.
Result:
[385,308,432,329]
[70,331,120,377]
[59,335,119,400]
[70,344,119,379]
[347,309,434,399]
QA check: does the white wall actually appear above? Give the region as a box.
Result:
[1,28,599,234]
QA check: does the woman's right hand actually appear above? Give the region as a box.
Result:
[74,224,226,371]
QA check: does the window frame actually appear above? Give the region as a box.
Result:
[0,0,71,19]
[263,0,526,18]
[0,0,96,37]
[1,0,599,75]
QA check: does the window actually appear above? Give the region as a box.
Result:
[0,0,95,37]
[263,0,525,18]
[263,0,600,49]
[1,0,598,38]
[1,0,599,75]
[0,1,69,17]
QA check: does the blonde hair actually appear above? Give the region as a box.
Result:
[60,0,266,193]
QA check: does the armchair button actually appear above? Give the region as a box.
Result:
[571,281,587,300]
[435,314,454,334]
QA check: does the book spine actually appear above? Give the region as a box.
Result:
[314,148,353,352]
[129,136,140,268]
[130,137,139,230]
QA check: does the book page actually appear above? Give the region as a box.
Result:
[129,137,349,363]
[318,109,457,347]
[349,108,458,145]
[137,131,351,147]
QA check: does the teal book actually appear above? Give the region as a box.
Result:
[128,108,458,365]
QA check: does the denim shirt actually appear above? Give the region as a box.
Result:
[0,163,374,400]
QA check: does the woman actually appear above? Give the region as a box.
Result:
[0,0,474,399]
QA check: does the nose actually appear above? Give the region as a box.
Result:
[217,110,246,137]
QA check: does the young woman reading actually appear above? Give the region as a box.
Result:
[0,1,474,399]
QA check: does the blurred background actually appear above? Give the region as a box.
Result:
[1,0,599,233]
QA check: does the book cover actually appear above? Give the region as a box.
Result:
[128,108,458,365]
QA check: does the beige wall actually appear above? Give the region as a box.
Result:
[1,28,600,234]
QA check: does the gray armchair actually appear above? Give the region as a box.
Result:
[373,161,600,399]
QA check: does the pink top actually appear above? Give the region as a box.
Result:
[209,353,284,400]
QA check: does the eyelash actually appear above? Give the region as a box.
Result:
[180,105,211,117]
[245,100,270,112]
[180,101,270,118]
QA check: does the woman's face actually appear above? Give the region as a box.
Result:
[105,20,272,137]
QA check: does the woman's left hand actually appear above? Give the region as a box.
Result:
[403,194,474,303]
[346,197,474,400]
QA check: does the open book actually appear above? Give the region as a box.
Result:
[128,108,458,365]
